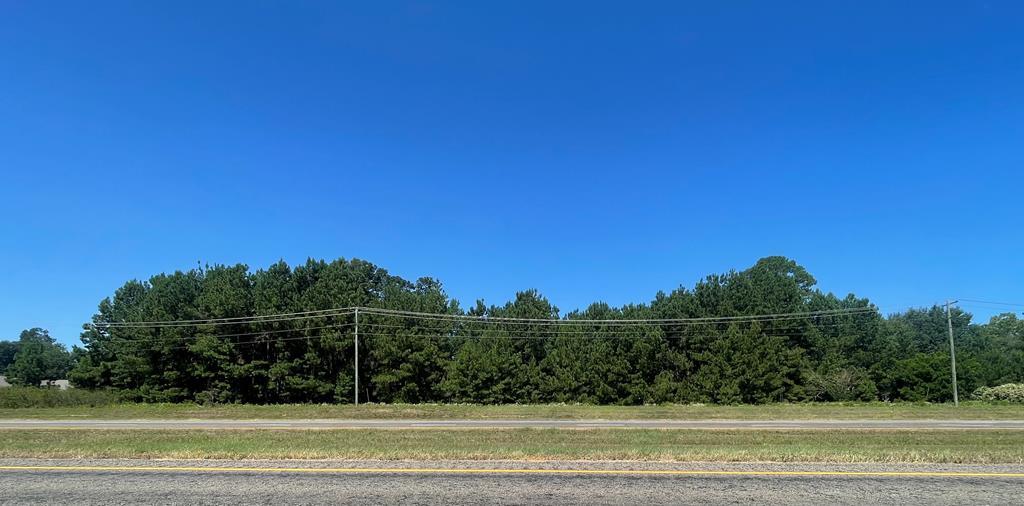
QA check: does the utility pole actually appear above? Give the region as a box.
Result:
[945,300,959,406]
[356,307,360,405]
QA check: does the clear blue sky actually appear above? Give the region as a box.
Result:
[2,1,1022,347]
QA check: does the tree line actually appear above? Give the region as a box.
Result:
[0,328,75,386]
[4,256,1022,404]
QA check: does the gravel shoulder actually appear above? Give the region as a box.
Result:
[3,457,1024,473]
[2,459,1022,506]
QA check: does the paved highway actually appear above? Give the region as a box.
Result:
[2,418,1024,429]
[1,459,1021,505]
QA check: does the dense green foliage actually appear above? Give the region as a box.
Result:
[1,329,74,386]
[57,256,1024,404]
[973,384,1024,403]
[0,340,17,374]
[0,387,119,409]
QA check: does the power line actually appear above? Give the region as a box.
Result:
[358,306,875,323]
[352,318,867,335]
[94,307,354,327]
[353,331,833,341]
[958,298,1024,308]
[94,308,355,329]
[356,306,876,326]
[95,318,866,350]
[88,306,875,330]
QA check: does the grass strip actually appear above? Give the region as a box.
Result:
[1,429,1022,463]
[2,402,1023,421]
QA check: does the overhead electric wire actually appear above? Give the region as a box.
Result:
[93,307,354,327]
[352,318,867,336]
[353,330,833,341]
[958,298,1024,308]
[357,305,874,323]
[89,306,875,331]
[358,312,875,328]
[355,306,876,326]
[97,317,868,351]
[94,308,355,329]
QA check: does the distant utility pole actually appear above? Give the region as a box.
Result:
[946,300,959,406]
[356,307,360,405]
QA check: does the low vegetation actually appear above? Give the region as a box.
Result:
[0,387,119,409]
[1,429,1021,463]
[973,384,1024,403]
[2,401,1022,420]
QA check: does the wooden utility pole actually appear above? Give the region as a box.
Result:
[354,307,359,405]
[946,300,959,406]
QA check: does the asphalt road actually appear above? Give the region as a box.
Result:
[2,418,1023,429]
[1,459,1022,505]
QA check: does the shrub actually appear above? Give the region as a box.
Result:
[0,387,120,408]
[805,368,877,402]
[972,384,1024,403]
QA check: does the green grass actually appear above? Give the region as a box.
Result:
[1,401,1022,420]
[1,428,1021,463]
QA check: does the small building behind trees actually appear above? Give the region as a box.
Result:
[39,379,71,390]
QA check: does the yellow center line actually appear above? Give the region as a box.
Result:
[0,466,1022,478]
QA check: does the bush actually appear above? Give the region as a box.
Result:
[0,387,120,408]
[972,384,1024,403]
[805,368,877,402]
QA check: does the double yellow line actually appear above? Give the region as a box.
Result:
[1,465,1023,478]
